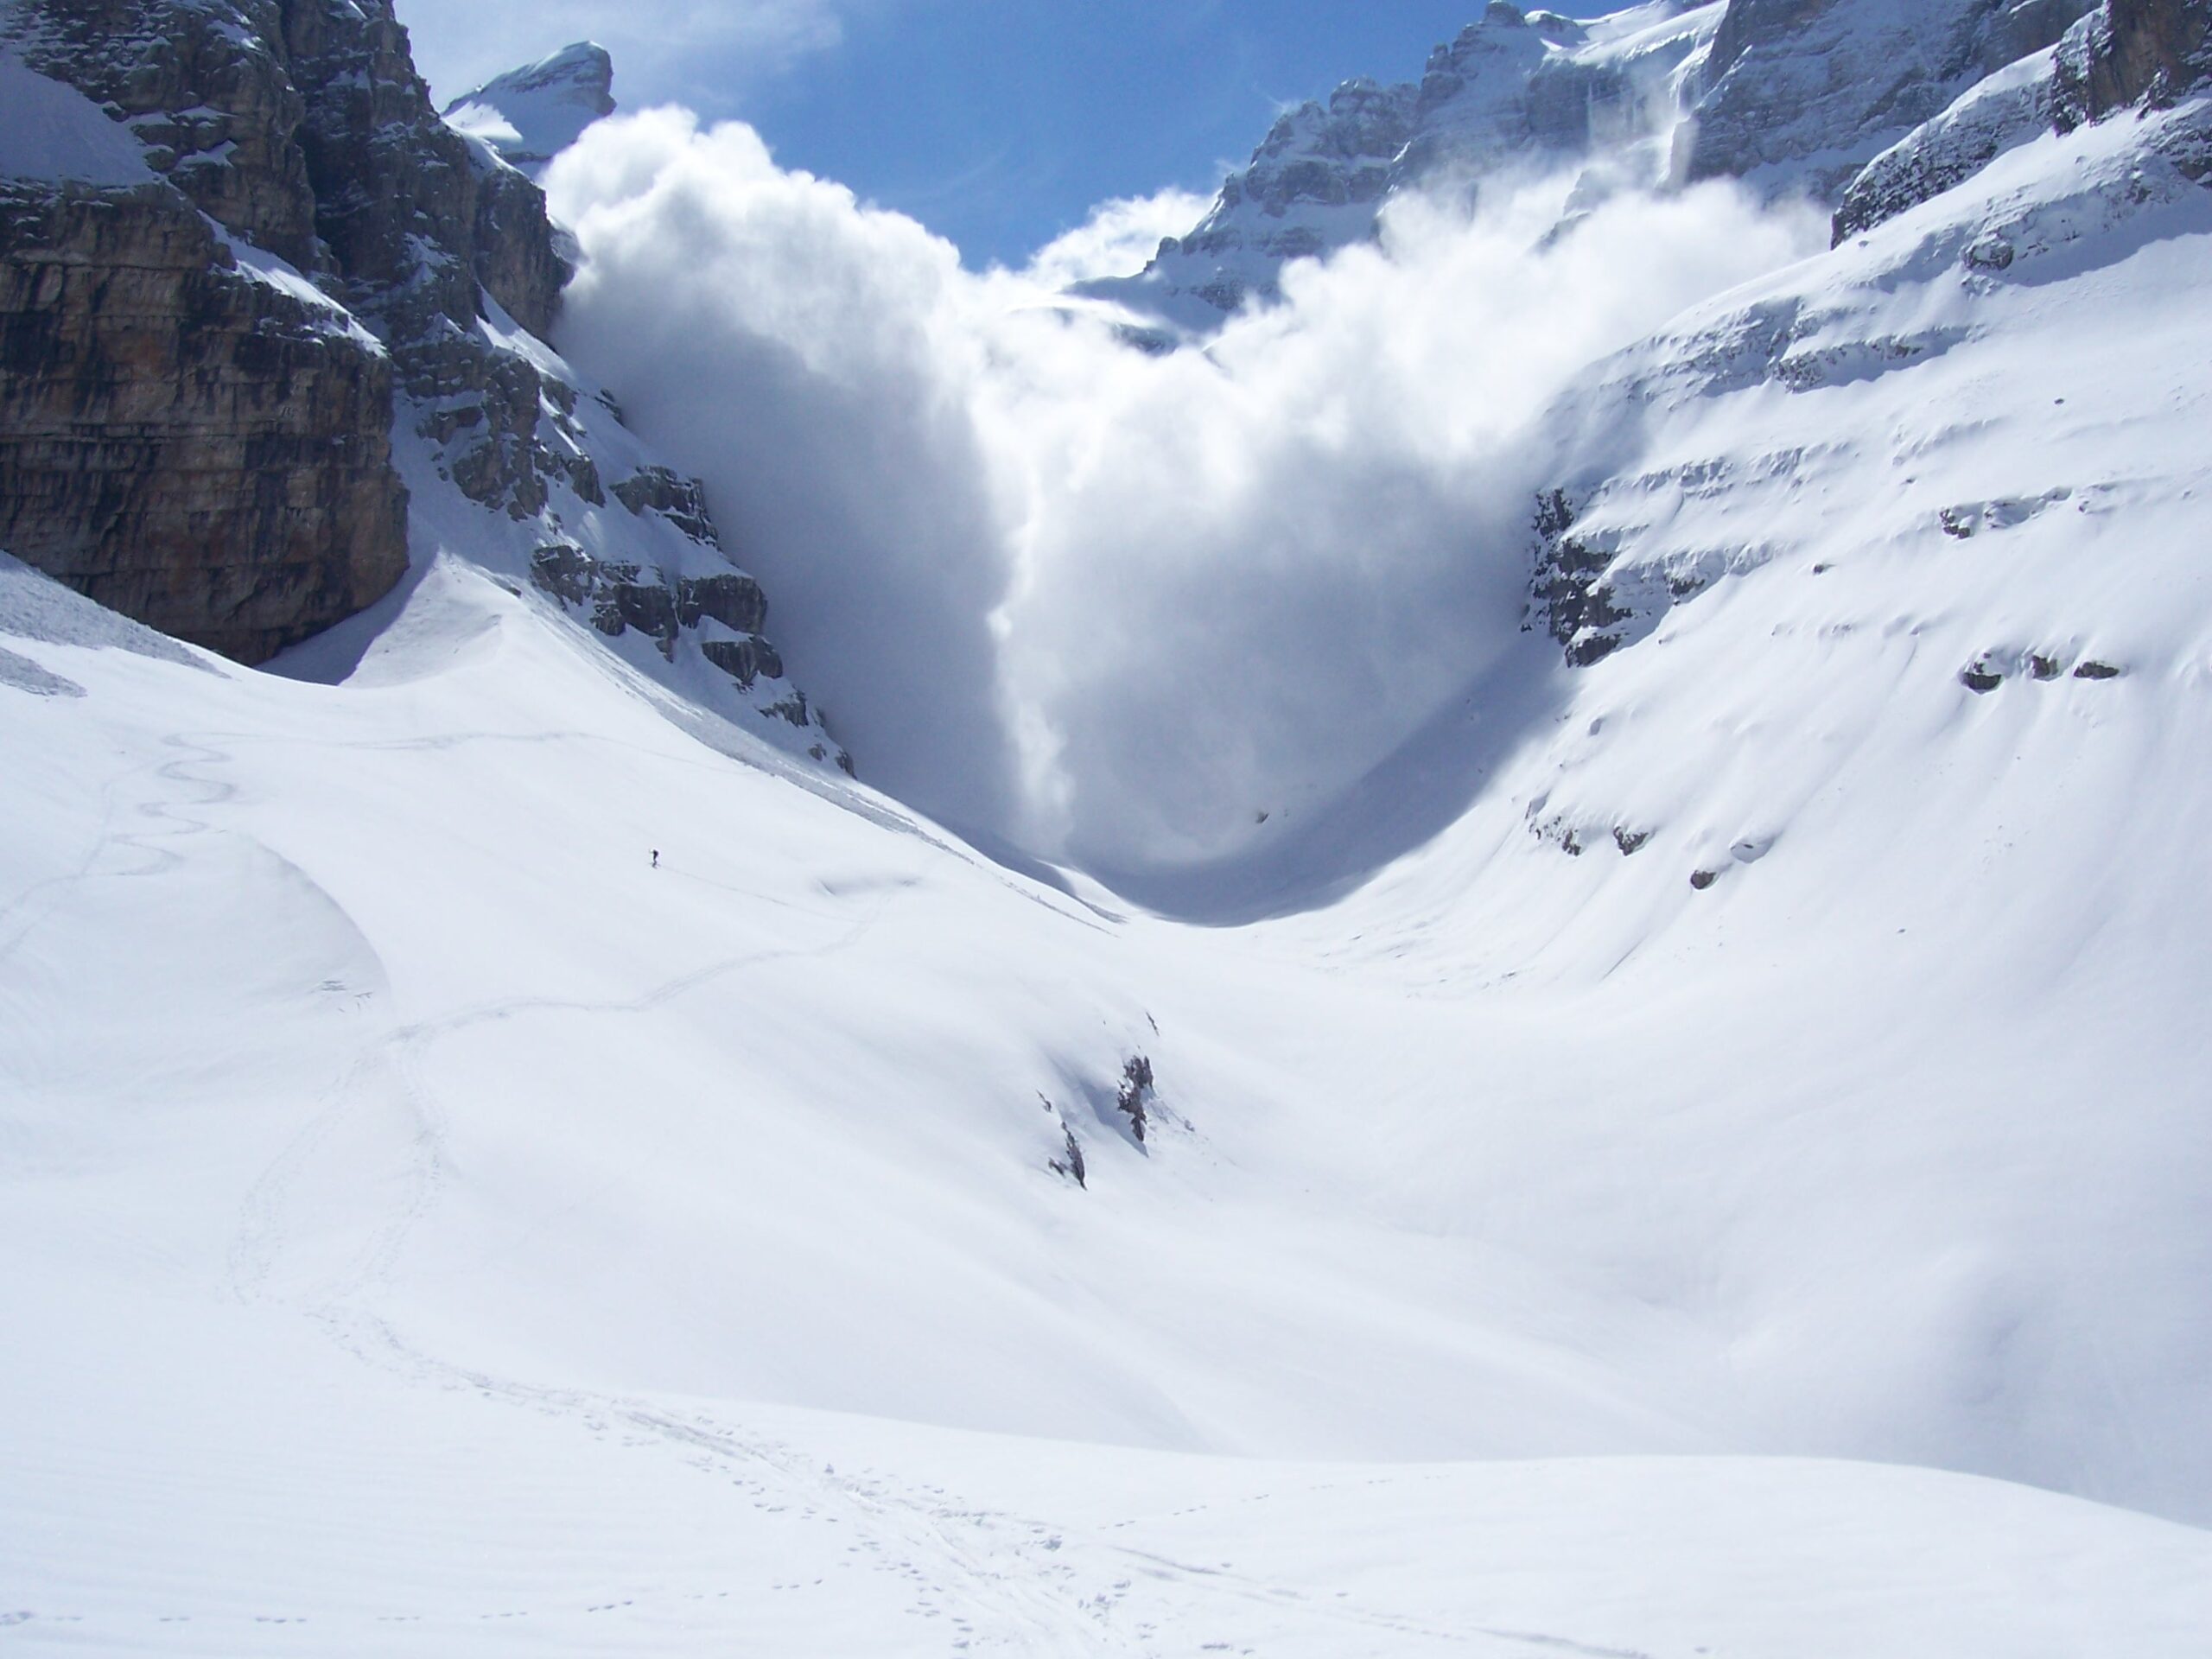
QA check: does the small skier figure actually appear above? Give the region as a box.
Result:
[651,849,660,869]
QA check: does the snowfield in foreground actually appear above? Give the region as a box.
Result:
[6,543,2211,1656]
[6,55,2212,1659]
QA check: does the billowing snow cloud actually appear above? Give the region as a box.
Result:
[1020,187,1216,290]
[550,112,1821,869]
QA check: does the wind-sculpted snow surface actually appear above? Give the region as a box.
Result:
[550,115,1821,866]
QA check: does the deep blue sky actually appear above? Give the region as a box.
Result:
[403,2,1519,268]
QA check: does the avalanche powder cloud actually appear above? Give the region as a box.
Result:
[549,109,1822,870]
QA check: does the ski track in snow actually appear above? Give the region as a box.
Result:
[0,677,1745,1656]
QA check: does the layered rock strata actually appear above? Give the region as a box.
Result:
[0,3,842,768]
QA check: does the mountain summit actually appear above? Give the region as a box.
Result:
[443,41,618,179]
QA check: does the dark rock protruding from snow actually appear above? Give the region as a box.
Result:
[1116,1055,1157,1146]
[1528,488,1635,668]
[2056,0,2212,121]
[1835,0,2212,244]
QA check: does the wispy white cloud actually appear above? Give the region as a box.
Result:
[397,0,848,105]
[1018,187,1214,289]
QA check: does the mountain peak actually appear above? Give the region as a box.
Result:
[443,41,617,178]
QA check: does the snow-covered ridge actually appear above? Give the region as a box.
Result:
[443,41,617,179]
[1088,0,2106,331]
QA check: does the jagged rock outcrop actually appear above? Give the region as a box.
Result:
[1526,488,1633,667]
[613,466,723,548]
[442,43,617,180]
[1091,0,2122,331]
[1830,48,2066,241]
[1834,0,2212,241]
[2055,0,2212,120]
[1679,0,2098,201]
[529,543,773,665]
[1083,3,1716,326]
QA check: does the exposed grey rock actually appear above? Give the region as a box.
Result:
[677,574,767,636]
[1049,1123,1088,1189]
[531,541,775,664]
[1681,0,2099,205]
[1116,1054,1156,1146]
[701,636,783,690]
[616,467,723,548]
[1527,488,1634,667]
[1834,48,2064,240]
[0,174,408,661]
[2057,0,2212,121]
[528,542,594,607]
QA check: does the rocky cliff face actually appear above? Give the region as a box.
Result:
[1678,0,2099,200]
[0,176,407,661]
[0,24,410,662]
[0,3,842,765]
[2056,0,2212,118]
[1833,0,2211,242]
[1086,0,2121,334]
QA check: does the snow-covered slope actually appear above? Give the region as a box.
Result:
[9,72,2212,1644]
[7,2,2212,1652]
[444,42,618,179]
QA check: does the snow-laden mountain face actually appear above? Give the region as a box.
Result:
[1677,0,2101,198]
[6,60,2212,1633]
[1088,0,2105,330]
[6,0,2212,1649]
[1085,3,1725,327]
[443,41,617,179]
